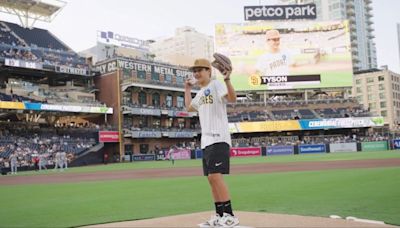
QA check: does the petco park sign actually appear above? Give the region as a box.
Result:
[244,4,316,21]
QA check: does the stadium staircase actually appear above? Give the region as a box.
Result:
[69,142,104,167]
[310,109,321,119]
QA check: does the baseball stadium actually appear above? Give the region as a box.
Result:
[0,1,399,228]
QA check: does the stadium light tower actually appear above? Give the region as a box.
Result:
[0,0,66,28]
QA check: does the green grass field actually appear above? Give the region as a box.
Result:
[1,151,400,227]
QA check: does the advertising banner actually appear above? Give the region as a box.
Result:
[393,139,400,149]
[56,66,89,76]
[174,111,191,117]
[39,104,113,114]
[195,149,203,159]
[5,58,43,69]
[215,20,352,91]
[165,148,191,160]
[235,120,301,133]
[361,141,388,152]
[98,30,151,51]
[299,117,384,130]
[156,151,166,161]
[88,106,113,114]
[132,154,155,161]
[95,59,193,78]
[23,102,42,111]
[266,145,294,155]
[131,131,162,138]
[299,144,326,154]
[124,155,131,162]
[0,101,25,109]
[330,142,357,152]
[129,107,161,116]
[230,147,261,157]
[0,102,113,114]
[99,131,119,143]
[167,131,194,138]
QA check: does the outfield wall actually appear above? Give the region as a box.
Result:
[124,140,399,161]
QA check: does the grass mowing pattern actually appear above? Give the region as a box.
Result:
[1,167,399,227]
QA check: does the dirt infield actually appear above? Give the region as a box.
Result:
[85,211,396,227]
[1,158,400,185]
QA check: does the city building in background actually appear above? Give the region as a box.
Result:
[94,57,200,157]
[353,68,400,129]
[80,31,153,63]
[397,23,400,69]
[149,26,214,66]
[279,0,377,71]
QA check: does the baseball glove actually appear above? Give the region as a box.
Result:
[211,53,232,75]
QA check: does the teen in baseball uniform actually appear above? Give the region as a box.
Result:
[255,29,293,76]
[185,59,239,227]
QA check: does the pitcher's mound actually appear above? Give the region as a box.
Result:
[85,211,395,227]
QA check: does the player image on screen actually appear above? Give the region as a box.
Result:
[215,20,353,91]
[255,29,293,77]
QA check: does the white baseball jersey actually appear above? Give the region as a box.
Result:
[10,154,17,164]
[255,51,291,76]
[191,80,231,149]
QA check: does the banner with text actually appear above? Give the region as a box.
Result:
[132,154,155,161]
[299,117,384,130]
[0,101,113,114]
[98,30,150,51]
[230,147,261,157]
[244,4,317,21]
[229,117,384,133]
[329,142,357,152]
[234,120,301,133]
[393,139,400,149]
[131,131,162,138]
[299,144,326,154]
[5,58,43,70]
[266,145,294,156]
[165,148,191,160]
[56,65,90,76]
[95,59,193,79]
[99,131,119,143]
[361,141,388,152]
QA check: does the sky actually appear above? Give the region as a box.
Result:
[1,0,399,72]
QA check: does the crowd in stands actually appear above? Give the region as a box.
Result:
[232,136,299,147]
[123,101,187,112]
[227,95,371,122]
[0,91,40,103]
[231,96,358,108]
[229,110,272,122]
[0,21,88,69]
[0,125,98,169]
[0,79,106,106]
[227,106,370,122]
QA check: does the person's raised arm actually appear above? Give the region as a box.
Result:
[184,79,196,112]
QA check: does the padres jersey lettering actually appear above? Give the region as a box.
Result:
[256,51,291,76]
[191,80,231,149]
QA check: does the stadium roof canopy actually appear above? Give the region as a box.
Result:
[0,0,66,28]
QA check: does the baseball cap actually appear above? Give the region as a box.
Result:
[266,29,280,40]
[189,58,211,71]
